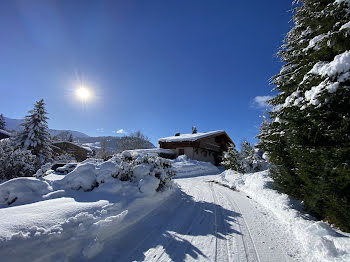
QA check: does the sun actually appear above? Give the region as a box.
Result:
[76,86,91,101]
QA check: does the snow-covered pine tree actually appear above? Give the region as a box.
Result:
[0,138,37,180]
[240,140,255,172]
[16,99,52,164]
[68,133,73,142]
[221,146,245,173]
[0,114,5,129]
[259,0,350,231]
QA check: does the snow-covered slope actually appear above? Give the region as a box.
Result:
[216,170,350,262]
[3,117,90,138]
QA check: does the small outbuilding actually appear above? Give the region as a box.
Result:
[158,130,234,165]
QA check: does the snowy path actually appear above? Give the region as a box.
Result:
[98,175,296,262]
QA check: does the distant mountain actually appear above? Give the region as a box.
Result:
[2,117,155,153]
[75,136,155,154]
[3,117,90,138]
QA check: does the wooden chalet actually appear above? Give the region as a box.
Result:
[51,141,93,162]
[158,130,234,165]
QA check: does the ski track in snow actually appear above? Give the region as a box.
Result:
[97,175,297,262]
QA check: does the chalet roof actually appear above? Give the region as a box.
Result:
[158,130,233,144]
[52,141,93,152]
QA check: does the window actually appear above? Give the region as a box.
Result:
[178,148,184,155]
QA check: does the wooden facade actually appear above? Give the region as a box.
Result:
[51,141,92,162]
[159,131,234,165]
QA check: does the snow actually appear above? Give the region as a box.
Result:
[334,0,350,5]
[304,81,325,106]
[52,141,92,152]
[125,148,176,157]
[0,129,12,137]
[216,170,350,262]
[158,130,226,142]
[282,91,304,108]
[0,154,176,260]
[1,156,350,261]
[304,34,327,51]
[172,155,220,178]
[309,51,350,77]
[0,178,52,206]
[82,142,101,149]
[340,21,350,30]
[299,51,350,108]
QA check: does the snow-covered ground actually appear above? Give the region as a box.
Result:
[172,155,221,178]
[216,170,350,262]
[0,157,349,261]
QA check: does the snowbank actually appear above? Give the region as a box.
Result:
[0,153,177,260]
[217,170,350,262]
[172,155,220,178]
[0,178,52,206]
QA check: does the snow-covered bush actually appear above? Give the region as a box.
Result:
[113,151,175,192]
[0,177,52,206]
[55,163,77,174]
[58,152,175,193]
[35,163,53,177]
[0,139,38,180]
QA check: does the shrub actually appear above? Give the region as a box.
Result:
[0,139,38,180]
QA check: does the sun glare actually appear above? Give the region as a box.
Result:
[76,87,91,101]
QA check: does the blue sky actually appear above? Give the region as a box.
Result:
[0,0,293,146]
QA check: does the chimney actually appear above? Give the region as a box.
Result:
[175,132,180,136]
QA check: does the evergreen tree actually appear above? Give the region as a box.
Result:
[259,0,350,231]
[240,140,255,172]
[0,138,38,180]
[192,126,198,134]
[221,146,245,173]
[68,133,73,142]
[0,114,5,130]
[16,99,52,164]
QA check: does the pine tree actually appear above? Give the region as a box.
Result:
[0,114,5,130]
[221,146,245,173]
[68,133,73,142]
[259,0,350,231]
[0,138,37,180]
[240,140,255,172]
[16,99,52,164]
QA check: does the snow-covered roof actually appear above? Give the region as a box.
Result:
[52,141,93,152]
[158,130,229,143]
[126,148,176,155]
[0,129,12,137]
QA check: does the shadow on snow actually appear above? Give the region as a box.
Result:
[98,188,242,262]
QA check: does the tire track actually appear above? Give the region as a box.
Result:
[213,183,261,262]
[208,182,230,262]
